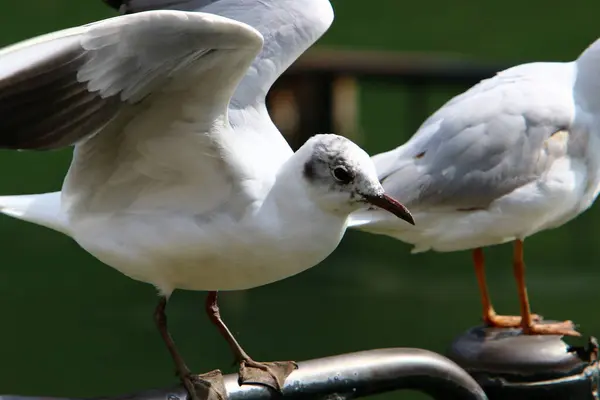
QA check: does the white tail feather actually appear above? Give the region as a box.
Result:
[0,192,69,235]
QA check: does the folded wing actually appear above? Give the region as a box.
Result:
[375,70,580,211]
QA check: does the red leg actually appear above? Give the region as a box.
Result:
[154,297,225,400]
[205,291,297,392]
[513,240,580,336]
[472,248,540,327]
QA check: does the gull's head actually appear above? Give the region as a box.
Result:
[297,134,414,225]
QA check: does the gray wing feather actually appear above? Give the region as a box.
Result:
[0,11,262,151]
[0,35,120,149]
[377,72,576,210]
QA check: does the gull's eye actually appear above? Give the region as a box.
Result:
[332,166,353,184]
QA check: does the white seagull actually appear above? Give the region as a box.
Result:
[349,38,600,338]
[0,0,414,398]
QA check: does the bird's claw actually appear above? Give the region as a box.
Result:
[238,359,298,392]
[523,320,581,337]
[179,369,227,400]
[484,313,543,328]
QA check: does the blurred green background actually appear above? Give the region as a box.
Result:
[0,1,599,399]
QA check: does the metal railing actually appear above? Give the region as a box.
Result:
[0,349,487,400]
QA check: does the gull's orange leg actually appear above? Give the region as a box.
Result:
[472,248,540,327]
[513,239,580,336]
[205,292,297,391]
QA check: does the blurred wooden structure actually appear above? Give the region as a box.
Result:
[267,49,509,149]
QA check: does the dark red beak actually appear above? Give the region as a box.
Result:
[362,193,415,225]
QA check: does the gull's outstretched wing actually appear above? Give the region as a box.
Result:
[195,0,334,108]
[0,10,262,149]
[0,10,264,214]
[368,62,583,212]
[102,0,334,107]
[101,0,336,170]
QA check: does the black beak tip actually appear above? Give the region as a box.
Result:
[404,212,416,226]
[363,193,415,226]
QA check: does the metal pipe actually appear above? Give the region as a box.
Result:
[0,348,487,400]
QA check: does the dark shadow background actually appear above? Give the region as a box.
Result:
[0,1,599,399]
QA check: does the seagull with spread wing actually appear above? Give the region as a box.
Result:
[0,0,414,398]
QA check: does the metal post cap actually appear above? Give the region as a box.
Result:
[447,323,599,399]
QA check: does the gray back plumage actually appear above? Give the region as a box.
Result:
[375,62,581,211]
